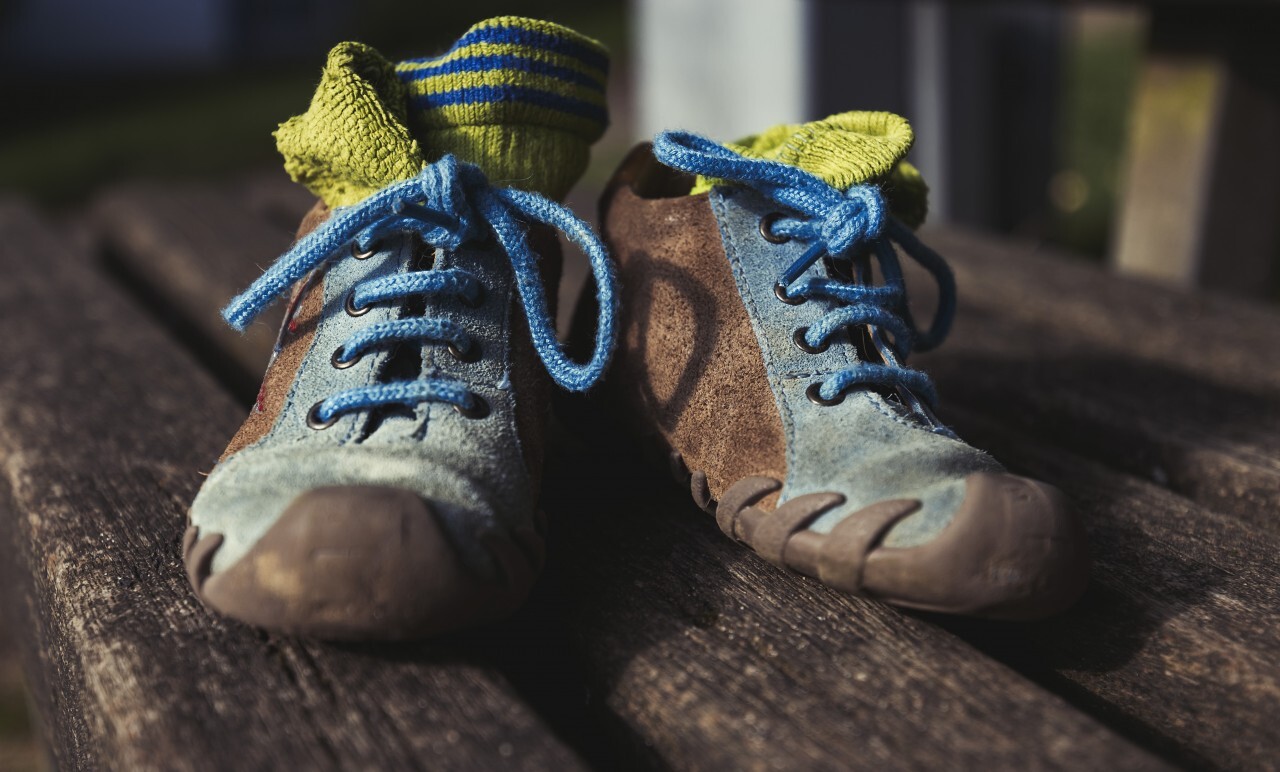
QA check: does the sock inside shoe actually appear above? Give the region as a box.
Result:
[396,16,609,202]
[690,111,929,228]
[275,16,609,208]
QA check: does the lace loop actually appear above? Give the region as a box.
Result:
[653,130,955,408]
[222,155,617,423]
[336,317,470,365]
[350,269,482,310]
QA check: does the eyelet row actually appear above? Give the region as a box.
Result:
[763,213,807,308]
[761,213,846,408]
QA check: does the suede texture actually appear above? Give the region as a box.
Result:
[195,226,545,578]
[600,147,787,502]
[708,185,1003,547]
[220,199,331,461]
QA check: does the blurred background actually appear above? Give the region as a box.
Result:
[1,1,1277,768]
[2,0,1278,301]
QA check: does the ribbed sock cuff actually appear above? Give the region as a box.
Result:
[395,16,609,201]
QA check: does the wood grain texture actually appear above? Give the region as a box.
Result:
[934,406,1280,771]
[541,423,1164,772]
[90,180,300,400]
[0,203,584,772]
[908,228,1280,768]
[87,184,1164,770]
[919,226,1280,532]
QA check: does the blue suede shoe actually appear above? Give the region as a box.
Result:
[592,115,1088,619]
[185,23,617,639]
[187,157,616,640]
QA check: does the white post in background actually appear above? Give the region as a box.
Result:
[635,0,809,142]
[634,0,1060,234]
[907,0,949,224]
[634,0,950,219]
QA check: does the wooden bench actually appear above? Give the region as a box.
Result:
[1,171,1278,769]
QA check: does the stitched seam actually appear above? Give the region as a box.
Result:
[712,189,798,500]
[266,263,339,449]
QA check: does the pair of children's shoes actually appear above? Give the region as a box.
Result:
[185,17,1088,640]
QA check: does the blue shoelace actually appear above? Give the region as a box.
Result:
[222,155,618,424]
[652,131,956,410]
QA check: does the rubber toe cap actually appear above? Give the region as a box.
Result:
[860,472,1090,619]
[185,486,540,640]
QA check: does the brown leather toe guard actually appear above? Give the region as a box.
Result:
[721,472,1089,620]
[184,486,542,640]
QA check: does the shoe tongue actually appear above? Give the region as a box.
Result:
[276,17,609,208]
[691,111,929,228]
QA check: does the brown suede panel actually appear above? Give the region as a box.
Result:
[601,147,788,501]
[219,200,330,461]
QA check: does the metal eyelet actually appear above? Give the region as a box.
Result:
[306,401,339,429]
[447,339,481,363]
[331,346,361,369]
[792,327,829,354]
[806,382,845,407]
[453,396,490,419]
[774,282,806,305]
[351,241,378,260]
[759,212,790,244]
[345,291,369,317]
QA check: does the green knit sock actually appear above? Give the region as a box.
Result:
[397,16,609,202]
[690,111,929,228]
[275,17,609,208]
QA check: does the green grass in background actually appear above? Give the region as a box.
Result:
[0,1,629,207]
[0,71,315,205]
[1047,8,1146,257]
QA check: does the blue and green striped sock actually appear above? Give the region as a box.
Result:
[395,16,609,201]
[275,17,609,207]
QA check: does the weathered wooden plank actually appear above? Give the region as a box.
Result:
[932,405,1280,771]
[542,422,1165,771]
[0,203,585,772]
[901,229,1280,768]
[234,169,319,234]
[919,227,1280,530]
[90,181,298,400]
[100,184,1165,770]
[924,228,1280,393]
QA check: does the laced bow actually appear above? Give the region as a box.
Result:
[222,155,617,421]
[652,131,956,408]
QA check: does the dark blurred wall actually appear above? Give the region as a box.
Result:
[1,0,349,72]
